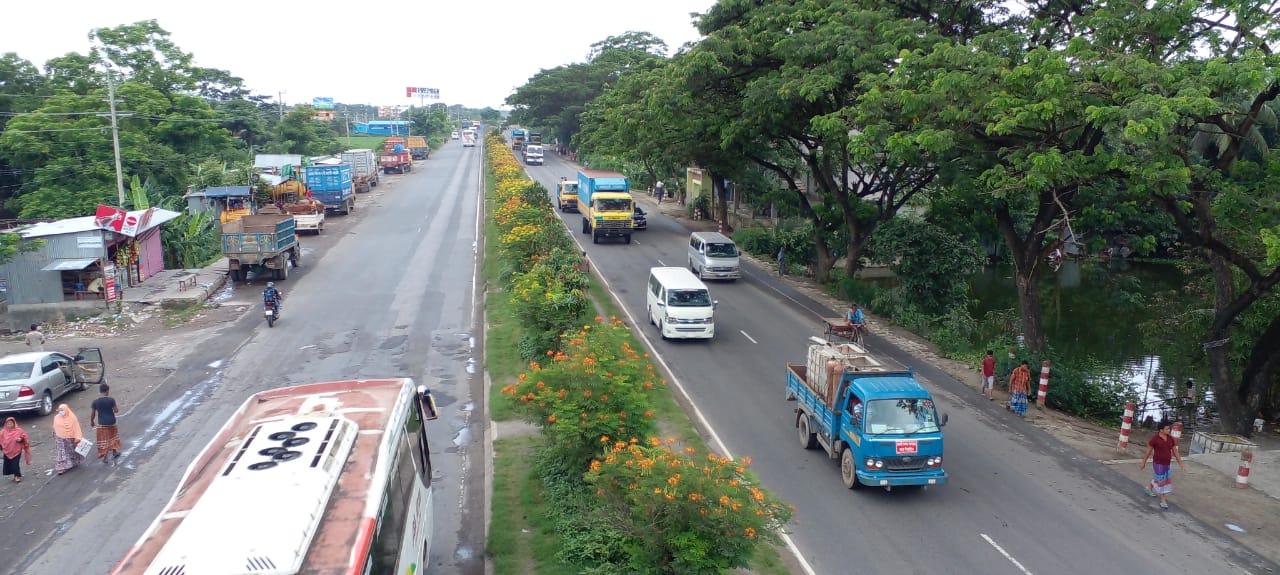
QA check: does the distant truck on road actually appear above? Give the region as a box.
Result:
[786,341,949,490]
[511,129,526,151]
[339,149,379,193]
[406,136,430,160]
[577,170,634,244]
[380,138,413,174]
[556,178,578,212]
[222,214,301,281]
[304,164,356,215]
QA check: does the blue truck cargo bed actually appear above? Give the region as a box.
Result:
[305,165,353,191]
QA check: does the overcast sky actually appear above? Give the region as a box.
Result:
[3,0,716,110]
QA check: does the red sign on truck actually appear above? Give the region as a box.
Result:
[895,440,918,455]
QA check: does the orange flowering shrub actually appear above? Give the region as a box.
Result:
[585,442,793,574]
[501,316,662,472]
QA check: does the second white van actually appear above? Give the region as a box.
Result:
[688,232,741,280]
[646,267,717,340]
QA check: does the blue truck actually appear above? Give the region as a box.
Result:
[786,342,949,490]
[577,170,635,244]
[222,214,301,281]
[304,164,356,215]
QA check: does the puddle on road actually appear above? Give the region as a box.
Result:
[469,336,476,349]
[209,282,235,304]
[207,359,224,369]
[465,358,476,375]
[452,427,470,447]
[456,546,474,561]
[461,402,474,412]
[127,369,224,457]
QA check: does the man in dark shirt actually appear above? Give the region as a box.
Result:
[89,384,121,462]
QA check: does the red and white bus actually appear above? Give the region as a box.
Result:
[112,378,438,575]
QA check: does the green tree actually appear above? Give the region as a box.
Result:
[269,106,339,156]
[1092,0,1280,433]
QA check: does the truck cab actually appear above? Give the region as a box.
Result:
[577,170,634,244]
[786,343,948,490]
[556,179,579,212]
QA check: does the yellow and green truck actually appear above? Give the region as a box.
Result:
[577,170,634,244]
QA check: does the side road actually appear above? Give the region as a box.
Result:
[635,190,1280,564]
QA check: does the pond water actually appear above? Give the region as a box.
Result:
[968,260,1197,418]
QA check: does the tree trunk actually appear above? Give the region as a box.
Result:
[710,170,732,233]
[813,229,835,283]
[1236,314,1280,435]
[995,199,1056,353]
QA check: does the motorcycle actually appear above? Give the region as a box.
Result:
[264,299,280,327]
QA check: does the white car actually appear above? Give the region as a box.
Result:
[463,136,475,148]
[451,131,460,140]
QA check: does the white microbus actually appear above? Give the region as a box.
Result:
[112,378,438,575]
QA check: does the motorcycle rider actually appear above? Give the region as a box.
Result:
[263,282,283,314]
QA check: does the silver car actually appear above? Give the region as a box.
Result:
[0,349,106,416]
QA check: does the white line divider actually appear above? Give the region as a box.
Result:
[981,533,1035,575]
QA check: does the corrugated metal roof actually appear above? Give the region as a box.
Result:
[19,208,182,239]
[187,186,252,199]
[41,258,99,271]
[254,154,303,169]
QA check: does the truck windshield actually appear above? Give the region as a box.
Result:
[864,399,940,435]
[596,198,632,211]
[667,289,711,307]
[706,243,738,257]
[561,183,578,193]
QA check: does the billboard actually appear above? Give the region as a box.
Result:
[405,87,440,99]
[94,204,156,238]
[313,97,334,110]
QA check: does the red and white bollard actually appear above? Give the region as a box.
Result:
[1036,361,1051,406]
[1236,450,1253,489]
[1118,402,1136,449]
[1171,422,1184,443]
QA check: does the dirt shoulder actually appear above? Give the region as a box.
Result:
[0,300,247,504]
[636,193,1280,565]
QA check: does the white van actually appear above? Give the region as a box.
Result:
[646,267,717,340]
[687,232,741,280]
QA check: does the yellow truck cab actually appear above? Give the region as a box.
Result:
[556,178,579,212]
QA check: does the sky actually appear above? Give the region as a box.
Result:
[2,0,717,111]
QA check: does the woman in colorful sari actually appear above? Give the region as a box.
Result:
[52,404,85,475]
[1,417,32,483]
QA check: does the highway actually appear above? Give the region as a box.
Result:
[523,150,1276,575]
[3,141,487,575]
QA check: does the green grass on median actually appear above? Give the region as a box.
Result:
[488,435,576,575]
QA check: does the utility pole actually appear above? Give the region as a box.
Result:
[278,91,286,120]
[99,70,129,207]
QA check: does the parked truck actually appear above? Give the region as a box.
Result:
[339,149,379,193]
[256,179,325,234]
[577,170,634,244]
[406,136,430,160]
[380,138,413,174]
[304,164,356,215]
[523,144,544,165]
[222,214,301,282]
[786,341,949,490]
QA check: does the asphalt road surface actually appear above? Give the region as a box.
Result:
[524,149,1277,575]
[3,141,487,575]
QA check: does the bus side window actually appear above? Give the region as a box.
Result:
[406,404,433,487]
[371,437,416,571]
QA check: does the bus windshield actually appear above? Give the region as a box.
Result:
[864,399,940,435]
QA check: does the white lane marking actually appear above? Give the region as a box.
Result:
[536,171,819,575]
[656,260,665,267]
[981,533,1034,575]
[740,330,758,344]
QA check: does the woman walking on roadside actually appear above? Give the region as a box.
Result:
[1007,360,1031,417]
[1141,420,1186,509]
[52,404,85,475]
[1,417,32,483]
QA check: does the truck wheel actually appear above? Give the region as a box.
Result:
[657,320,668,340]
[592,233,599,244]
[581,218,589,235]
[841,448,861,490]
[798,414,817,450]
[624,234,632,244]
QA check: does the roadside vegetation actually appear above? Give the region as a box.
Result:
[0,19,500,268]
[503,3,1280,433]
[483,134,794,575]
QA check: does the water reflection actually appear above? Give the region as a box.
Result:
[969,261,1194,417]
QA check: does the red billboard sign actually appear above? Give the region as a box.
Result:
[94,205,156,238]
